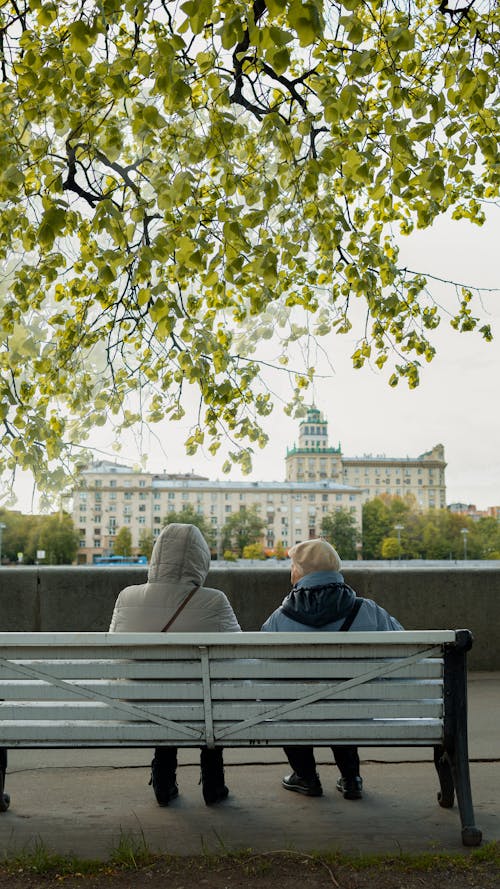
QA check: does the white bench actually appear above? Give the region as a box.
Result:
[0,629,481,846]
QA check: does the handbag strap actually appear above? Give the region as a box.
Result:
[339,597,363,632]
[161,585,200,632]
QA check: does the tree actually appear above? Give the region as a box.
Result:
[362,498,392,559]
[0,509,36,563]
[273,540,288,560]
[380,536,401,560]
[138,529,155,561]
[0,1,498,493]
[36,513,79,564]
[321,508,360,560]
[242,542,267,560]
[113,526,132,557]
[162,504,215,549]
[221,506,265,557]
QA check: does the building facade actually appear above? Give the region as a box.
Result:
[286,407,446,511]
[73,463,363,564]
[72,406,446,563]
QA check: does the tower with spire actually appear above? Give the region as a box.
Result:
[285,406,343,482]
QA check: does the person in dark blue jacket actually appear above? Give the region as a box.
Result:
[262,537,403,800]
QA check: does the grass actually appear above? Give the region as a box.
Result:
[0,837,498,879]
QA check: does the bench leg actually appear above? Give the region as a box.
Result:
[447,732,483,847]
[433,744,454,809]
[443,634,482,847]
[0,763,9,812]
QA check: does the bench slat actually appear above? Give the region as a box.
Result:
[0,700,444,721]
[0,718,443,745]
[0,659,443,687]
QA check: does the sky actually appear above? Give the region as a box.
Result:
[7,210,500,514]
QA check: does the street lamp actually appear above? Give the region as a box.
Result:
[0,523,5,566]
[394,524,404,561]
[461,528,469,560]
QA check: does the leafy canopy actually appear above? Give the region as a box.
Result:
[0,0,498,493]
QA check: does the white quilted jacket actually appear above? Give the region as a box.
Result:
[109,523,241,634]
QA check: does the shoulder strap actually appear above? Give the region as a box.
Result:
[161,585,199,632]
[339,597,363,632]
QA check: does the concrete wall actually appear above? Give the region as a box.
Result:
[0,566,497,670]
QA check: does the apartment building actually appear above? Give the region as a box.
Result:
[73,464,363,564]
[286,407,446,510]
[73,405,446,563]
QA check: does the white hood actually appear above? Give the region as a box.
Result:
[109,523,240,634]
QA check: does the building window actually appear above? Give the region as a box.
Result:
[93,539,101,547]
[139,480,146,487]
[138,516,146,524]
[139,504,146,512]
[225,505,232,513]
[124,492,132,500]
[154,516,161,524]
[139,492,146,500]
[110,480,116,488]
[153,493,160,500]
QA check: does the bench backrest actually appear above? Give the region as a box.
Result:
[0,631,458,748]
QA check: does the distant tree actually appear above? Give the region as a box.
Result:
[0,509,37,563]
[273,540,288,560]
[380,536,401,560]
[468,517,500,560]
[362,495,415,559]
[321,508,360,560]
[138,529,155,561]
[113,527,132,557]
[36,513,79,564]
[362,498,392,559]
[221,506,265,557]
[418,511,476,560]
[162,504,215,549]
[242,542,267,560]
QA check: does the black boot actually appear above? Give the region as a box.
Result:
[149,751,178,807]
[200,747,229,806]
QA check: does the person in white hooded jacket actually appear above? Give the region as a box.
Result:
[109,523,241,806]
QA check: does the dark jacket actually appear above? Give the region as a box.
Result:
[262,570,403,632]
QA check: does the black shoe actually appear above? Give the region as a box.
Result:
[200,747,228,806]
[282,772,323,797]
[202,782,229,806]
[149,761,179,807]
[336,776,363,800]
[0,793,9,813]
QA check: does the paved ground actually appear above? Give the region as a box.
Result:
[1,673,498,861]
